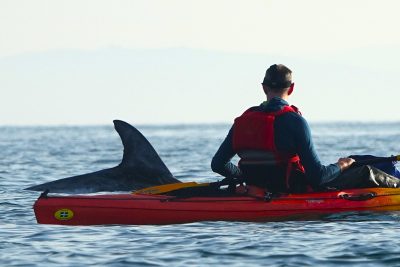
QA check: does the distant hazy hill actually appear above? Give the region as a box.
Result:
[0,47,399,125]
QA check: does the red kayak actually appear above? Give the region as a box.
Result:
[32,187,400,225]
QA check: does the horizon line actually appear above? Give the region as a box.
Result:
[1,120,400,127]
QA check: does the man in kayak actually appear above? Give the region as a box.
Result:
[211,64,399,192]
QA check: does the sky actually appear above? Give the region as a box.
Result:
[1,0,400,125]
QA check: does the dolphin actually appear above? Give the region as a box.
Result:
[25,120,181,193]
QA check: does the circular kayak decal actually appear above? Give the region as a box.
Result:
[54,209,74,221]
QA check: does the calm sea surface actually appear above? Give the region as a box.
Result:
[1,122,400,267]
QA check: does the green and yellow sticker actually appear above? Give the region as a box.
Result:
[54,209,74,221]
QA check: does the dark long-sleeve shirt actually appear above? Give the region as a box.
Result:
[211,97,341,188]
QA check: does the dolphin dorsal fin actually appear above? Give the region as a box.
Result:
[113,120,174,178]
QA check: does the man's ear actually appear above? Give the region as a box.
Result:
[287,83,294,95]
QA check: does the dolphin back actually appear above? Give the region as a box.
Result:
[25,120,180,193]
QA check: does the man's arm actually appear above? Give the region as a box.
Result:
[292,116,342,187]
[211,127,243,178]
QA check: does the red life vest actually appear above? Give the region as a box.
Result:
[232,105,306,191]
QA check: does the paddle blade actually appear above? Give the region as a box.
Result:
[132,182,210,195]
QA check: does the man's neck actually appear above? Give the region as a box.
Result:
[266,93,289,101]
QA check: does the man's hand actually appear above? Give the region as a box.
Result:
[337,157,356,171]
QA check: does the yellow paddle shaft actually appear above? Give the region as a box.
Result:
[133,182,210,195]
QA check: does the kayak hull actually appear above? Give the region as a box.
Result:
[33,188,400,225]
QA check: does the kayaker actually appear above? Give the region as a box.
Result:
[211,64,400,192]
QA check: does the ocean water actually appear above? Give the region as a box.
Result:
[1,122,400,267]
